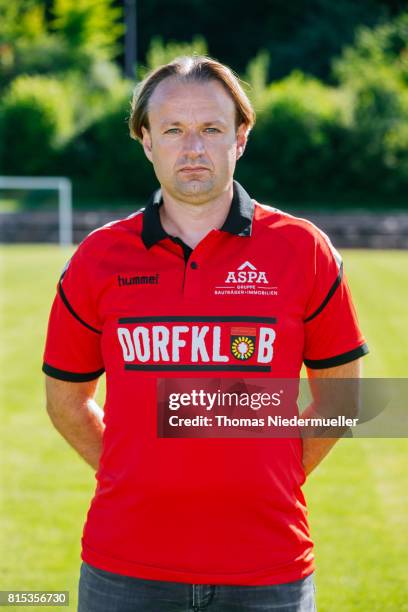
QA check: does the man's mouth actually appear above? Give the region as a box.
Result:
[179,166,209,173]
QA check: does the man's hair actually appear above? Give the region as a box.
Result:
[128,55,256,142]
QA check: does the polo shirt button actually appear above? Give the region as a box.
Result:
[190,261,198,269]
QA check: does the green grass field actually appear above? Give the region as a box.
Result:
[1,246,407,611]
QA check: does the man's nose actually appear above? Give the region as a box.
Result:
[182,131,205,156]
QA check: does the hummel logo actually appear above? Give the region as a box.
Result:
[118,274,160,287]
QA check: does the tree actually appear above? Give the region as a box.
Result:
[333,12,408,85]
[137,35,207,80]
[136,0,406,82]
[51,0,124,61]
[0,0,124,90]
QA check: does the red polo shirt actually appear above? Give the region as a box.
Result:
[42,181,368,585]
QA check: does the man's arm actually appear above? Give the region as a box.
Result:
[301,358,362,477]
[45,375,105,471]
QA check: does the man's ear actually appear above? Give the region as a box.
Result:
[236,123,248,160]
[141,126,153,162]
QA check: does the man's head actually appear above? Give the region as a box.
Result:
[129,56,255,204]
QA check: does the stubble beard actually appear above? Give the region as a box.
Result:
[173,174,217,205]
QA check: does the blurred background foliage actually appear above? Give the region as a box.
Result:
[0,0,407,208]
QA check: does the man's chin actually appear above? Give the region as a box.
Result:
[175,179,215,201]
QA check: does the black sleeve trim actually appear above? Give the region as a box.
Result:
[304,262,343,323]
[304,343,369,369]
[58,281,102,334]
[42,362,105,382]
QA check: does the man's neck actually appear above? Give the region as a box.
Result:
[159,184,234,250]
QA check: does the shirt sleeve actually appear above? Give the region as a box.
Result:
[303,229,369,369]
[42,241,105,382]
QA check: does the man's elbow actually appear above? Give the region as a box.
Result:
[44,375,101,424]
[44,376,84,422]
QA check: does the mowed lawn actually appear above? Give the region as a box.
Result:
[0,245,407,612]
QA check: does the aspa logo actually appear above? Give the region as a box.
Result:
[214,261,278,297]
[226,261,268,285]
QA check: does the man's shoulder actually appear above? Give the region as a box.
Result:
[253,200,325,243]
[78,208,145,254]
[253,200,341,264]
[63,209,145,277]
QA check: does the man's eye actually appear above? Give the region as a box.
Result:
[204,127,220,133]
[165,128,181,134]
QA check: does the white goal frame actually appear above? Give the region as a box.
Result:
[0,176,73,246]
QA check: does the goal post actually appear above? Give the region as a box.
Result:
[0,176,73,246]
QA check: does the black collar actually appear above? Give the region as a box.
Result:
[141,180,254,249]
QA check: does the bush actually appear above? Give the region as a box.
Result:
[330,12,408,198]
[332,13,408,87]
[0,64,133,180]
[56,94,157,201]
[237,71,351,201]
[0,36,93,92]
[60,61,132,133]
[243,50,270,112]
[0,74,74,174]
[342,66,408,196]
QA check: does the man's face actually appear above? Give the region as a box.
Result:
[141,77,248,204]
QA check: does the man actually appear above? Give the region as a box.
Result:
[43,55,368,611]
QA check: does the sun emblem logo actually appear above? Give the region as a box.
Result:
[231,336,255,360]
[230,327,257,361]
